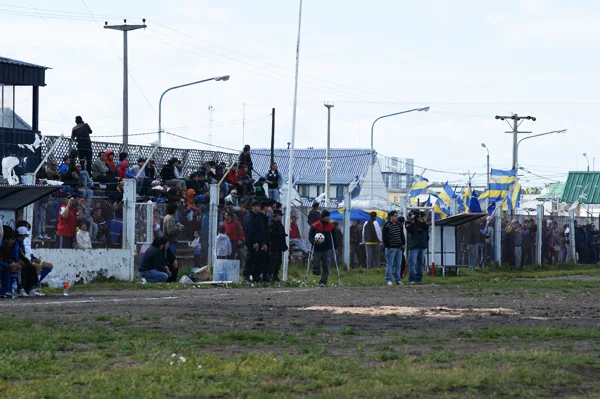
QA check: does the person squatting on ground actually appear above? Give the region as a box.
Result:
[405,210,429,284]
[244,200,269,283]
[269,209,288,282]
[382,211,406,286]
[138,237,171,283]
[363,211,382,269]
[309,209,336,286]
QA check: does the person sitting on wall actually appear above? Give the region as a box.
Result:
[138,237,171,283]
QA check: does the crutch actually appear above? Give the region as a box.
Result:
[330,232,341,285]
[304,243,315,284]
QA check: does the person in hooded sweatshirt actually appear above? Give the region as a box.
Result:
[308,209,336,286]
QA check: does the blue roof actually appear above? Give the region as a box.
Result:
[0,56,49,69]
[252,148,372,185]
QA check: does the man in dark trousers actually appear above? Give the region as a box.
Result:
[307,202,321,226]
[382,211,406,286]
[405,210,429,284]
[268,209,288,282]
[308,209,336,286]
[349,220,362,268]
[72,116,93,173]
[244,200,268,283]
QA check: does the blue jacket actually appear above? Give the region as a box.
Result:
[200,213,210,241]
[109,218,123,245]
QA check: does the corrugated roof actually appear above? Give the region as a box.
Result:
[0,57,49,69]
[251,148,372,186]
[0,185,58,210]
[561,172,600,204]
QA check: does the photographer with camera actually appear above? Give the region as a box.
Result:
[405,209,429,284]
[57,193,83,249]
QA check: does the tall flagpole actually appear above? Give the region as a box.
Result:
[283,0,303,282]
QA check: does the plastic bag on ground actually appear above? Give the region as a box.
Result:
[179,275,193,284]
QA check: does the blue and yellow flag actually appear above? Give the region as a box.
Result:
[408,175,429,204]
[503,182,521,211]
[487,168,517,199]
[464,183,482,213]
[429,193,451,220]
[438,182,456,205]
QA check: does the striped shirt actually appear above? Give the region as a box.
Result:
[382,221,405,249]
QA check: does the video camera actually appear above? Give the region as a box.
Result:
[408,209,425,220]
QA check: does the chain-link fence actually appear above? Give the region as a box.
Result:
[31,192,126,250]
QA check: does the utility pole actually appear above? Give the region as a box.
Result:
[208,104,215,150]
[104,19,146,148]
[324,102,334,203]
[495,113,535,170]
[270,108,275,165]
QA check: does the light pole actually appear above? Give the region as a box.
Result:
[324,102,334,203]
[481,143,490,210]
[369,107,430,200]
[583,153,590,171]
[516,129,567,171]
[158,75,230,144]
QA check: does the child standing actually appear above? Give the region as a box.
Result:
[215,226,232,260]
[191,230,202,267]
[76,222,92,249]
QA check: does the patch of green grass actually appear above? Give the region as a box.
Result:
[380,352,404,362]
[456,327,600,341]
[94,315,111,322]
[340,326,357,336]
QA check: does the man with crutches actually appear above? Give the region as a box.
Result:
[307,210,337,286]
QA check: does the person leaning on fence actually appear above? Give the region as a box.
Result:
[138,237,170,283]
[163,203,184,257]
[363,212,382,269]
[309,209,336,287]
[382,211,406,286]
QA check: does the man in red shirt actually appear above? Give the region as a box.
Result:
[57,194,82,249]
[289,215,309,253]
[222,211,245,260]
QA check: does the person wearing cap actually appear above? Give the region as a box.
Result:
[266,162,282,201]
[363,212,382,269]
[243,199,269,283]
[224,189,241,211]
[268,209,288,282]
[15,221,54,290]
[289,214,309,254]
[238,145,253,178]
[308,209,336,286]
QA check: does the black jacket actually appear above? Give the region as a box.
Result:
[160,163,175,181]
[138,246,167,272]
[308,219,336,252]
[307,209,321,226]
[269,219,288,252]
[405,219,429,250]
[244,211,268,247]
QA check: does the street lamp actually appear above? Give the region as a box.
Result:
[481,143,490,210]
[515,129,567,171]
[369,107,430,200]
[583,152,590,171]
[158,75,230,144]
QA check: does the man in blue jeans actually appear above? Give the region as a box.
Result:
[405,210,429,284]
[382,211,406,286]
[138,237,171,283]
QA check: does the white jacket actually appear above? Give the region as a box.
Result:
[76,230,92,249]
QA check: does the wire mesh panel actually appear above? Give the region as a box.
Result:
[133,202,154,270]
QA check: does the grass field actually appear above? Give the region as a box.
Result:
[1,264,600,398]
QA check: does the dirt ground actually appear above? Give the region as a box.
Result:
[4,282,600,357]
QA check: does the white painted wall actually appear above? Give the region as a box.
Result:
[35,248,134,283]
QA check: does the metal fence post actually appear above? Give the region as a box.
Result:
[23,174,35,228]
[209,183,219,267]
[343,186,351,270]
[494,208,502,266]
[123,179,136,281]
[569,208,577,264]
[146,200,155,244]
[536,204,543,265]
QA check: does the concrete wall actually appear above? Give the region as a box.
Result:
[36,248,134,284]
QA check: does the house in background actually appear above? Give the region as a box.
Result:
[251,148,387,205]
[378,155,414,191]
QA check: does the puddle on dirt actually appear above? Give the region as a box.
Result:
[300,306,518,318]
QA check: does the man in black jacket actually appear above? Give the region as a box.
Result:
[268,209,288,282]
[382,211,406,286]
[308,209,336,286]
[405,210,429,284]
[244,200,269,283]
[307,202,321,226]
[72,116,93,173]
[138,237,170,283]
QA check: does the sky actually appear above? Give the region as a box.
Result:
[1,0,599,188]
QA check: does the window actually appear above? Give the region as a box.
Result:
[336,185,344,198]
[299,185,310,197]
[316,185,325,196]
